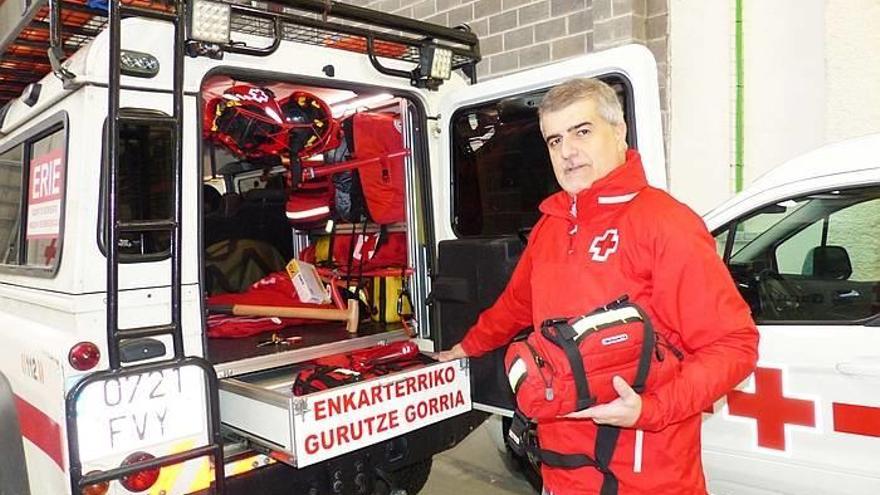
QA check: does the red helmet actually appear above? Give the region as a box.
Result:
[280,91,339,159]
[204,85,288,158]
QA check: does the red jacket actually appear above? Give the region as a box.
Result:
[461,150,758,495]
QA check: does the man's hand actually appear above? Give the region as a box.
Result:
[563,376,642,427]
[437,343,468,362]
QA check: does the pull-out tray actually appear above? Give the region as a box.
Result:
[219,357,471,467]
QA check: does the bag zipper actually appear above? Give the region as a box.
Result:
[524,341,555,401]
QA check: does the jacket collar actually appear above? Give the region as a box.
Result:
[539,149,648,221]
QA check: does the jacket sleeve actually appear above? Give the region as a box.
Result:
[459,230,537,358]
[634,201,759,432]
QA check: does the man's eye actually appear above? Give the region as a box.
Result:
[576,128,590,136]
[547,138,561,148]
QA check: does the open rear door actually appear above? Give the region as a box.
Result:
[431,44,666,414]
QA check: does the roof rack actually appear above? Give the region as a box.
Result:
[0,0,481,108]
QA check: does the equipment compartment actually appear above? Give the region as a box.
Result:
[201,75,426,369]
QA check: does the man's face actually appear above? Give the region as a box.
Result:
[540,98,628,195]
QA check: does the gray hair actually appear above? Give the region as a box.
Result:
[538,78,624,126]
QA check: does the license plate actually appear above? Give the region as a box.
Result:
[75,366,207,463]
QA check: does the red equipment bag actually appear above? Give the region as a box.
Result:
[285,175,333,229]
[503,297,683,495]
[292,341,422,395]
[350,112,406,224]
[314,340,421,373]
[292,366,361,396]
[503,296,681,421]
[300,230,408,274]
[348,340,421,372]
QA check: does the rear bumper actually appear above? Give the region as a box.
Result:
[196,411,488,495]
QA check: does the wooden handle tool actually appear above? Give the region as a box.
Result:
[209,299,359,333]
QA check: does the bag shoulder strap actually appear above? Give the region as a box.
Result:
[532,425,621,495]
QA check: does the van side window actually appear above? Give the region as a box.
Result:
[826,197,880,281]
[25,129,66,267]
[450,95,556,237]
[0,144,24,264]
[101,109,174,259]
[0,120,66,271]
[720,187,880,323]
[713,228,729,258]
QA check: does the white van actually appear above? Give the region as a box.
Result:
[0,0,665,493]
[702,133,880,495]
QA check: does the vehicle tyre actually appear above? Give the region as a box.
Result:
[501,416,542,493]
[373,458,432,495]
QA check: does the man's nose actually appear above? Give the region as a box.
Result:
[559,137,577,159]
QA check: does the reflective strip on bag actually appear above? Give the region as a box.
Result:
[286,205,331,220]
[507,357,528,393]
[570,306,641,340]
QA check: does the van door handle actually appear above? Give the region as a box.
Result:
[834,289,860,299]
[835,358,880,377]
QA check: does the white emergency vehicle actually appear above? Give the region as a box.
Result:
[0,0,666,494]
[702,133,880,495]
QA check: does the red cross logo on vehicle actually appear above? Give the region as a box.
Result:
[43,238,57,265]
[589,229,619,262]
[726,366,816,450]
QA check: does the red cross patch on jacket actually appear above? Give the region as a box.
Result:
[589,228,619,261]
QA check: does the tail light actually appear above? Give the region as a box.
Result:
[119,452,160,492]
[81,471,109,495]
[68,342,100,371]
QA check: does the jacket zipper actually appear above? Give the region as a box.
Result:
[567,196,578,255]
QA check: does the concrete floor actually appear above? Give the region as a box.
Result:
[421,417,537,495]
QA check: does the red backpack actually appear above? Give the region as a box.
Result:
[351,112,406,224]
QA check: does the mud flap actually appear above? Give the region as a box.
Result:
[0,372,30,495]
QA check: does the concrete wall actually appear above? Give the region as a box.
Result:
[667,0,731,214]
[825,0,880,143]
[345,0,670,114]
[670,0,826,214]
[671,0,880,215]
[744,0,825,187]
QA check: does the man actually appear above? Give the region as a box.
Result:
[439,78,759,494]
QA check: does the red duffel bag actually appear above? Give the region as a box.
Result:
[504,296,682,421]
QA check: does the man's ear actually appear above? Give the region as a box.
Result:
[615,122,628,150]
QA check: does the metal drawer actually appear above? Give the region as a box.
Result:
[219,357,472,467]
